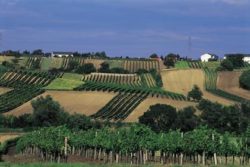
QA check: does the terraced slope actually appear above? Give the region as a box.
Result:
[4,91,117,117]
[161,69,234,105]
[217,71,250,100]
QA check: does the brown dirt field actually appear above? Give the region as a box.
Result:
[0,133,22,144]
[217,71,250,100]
[0,87,11,95]
[125,96,197,122]
[4,91,117,117]
[161,69,235,105]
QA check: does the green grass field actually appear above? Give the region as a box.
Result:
[40,58,51,71]
[175,61,189,69]
[107,60,124,69]
[45,78,84,90]
[62,73,83,81]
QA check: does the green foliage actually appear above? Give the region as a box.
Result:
[187,85,203,101]
[139,104,177,132]
[175,61,190,69]
[75,63,96,74]
[220,59,234,71]
[239,70,250,90]
[31,95,68,127]
[225,54,245,68]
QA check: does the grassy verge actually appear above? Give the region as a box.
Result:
[45,78,84,90]
[62,73,83,81]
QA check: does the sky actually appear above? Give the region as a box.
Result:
[0,0,250,58]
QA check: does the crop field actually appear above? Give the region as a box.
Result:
[4,91,117,117]
[175,61,190,69]
[217,71,250,100]
[0,133,21,144]
[188,61,203,69]
[92,92,148,121]
[123,60,160,73]
[204,69,247,102]
[0,56,15,63]
[45,78,84,90]
[83,73,141,87]
[161,69,234,105]
[0,87,11,95]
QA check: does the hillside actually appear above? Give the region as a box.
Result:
[161,69,235,105]
[125,96,196,122]
[217,71,250,100]
[4,91,117,117]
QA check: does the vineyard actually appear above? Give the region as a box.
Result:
[204,69,247,102]
[0,70,59,113]
[15,126,250,166]
[188,61,203,69]
[123,60,160,73]
[91,92,148,121]
[75,81,186,101]
[82,73,141,87]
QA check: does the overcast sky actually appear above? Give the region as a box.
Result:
[0,0,249,58]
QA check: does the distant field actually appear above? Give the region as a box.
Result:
[175,61,189,69]
[62,73,83,80]
[161,69,234,105]
[4,91,117,117]
[45,78,84,90]
[217,71,250,100]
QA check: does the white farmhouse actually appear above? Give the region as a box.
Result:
[200,53,218,62]
[51,52,73,58]
[243,56,250,64]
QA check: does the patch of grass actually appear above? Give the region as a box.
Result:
[175,61,189,69]
[62,73,83,81]
[107,60,124,69]
[40,58,51,71]
[45,78,84,90]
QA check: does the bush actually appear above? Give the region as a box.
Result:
[239,70,250,90]
[220,59,234,71]
[76,63,96,74]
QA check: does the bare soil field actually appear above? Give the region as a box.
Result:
[0,133,22,144]
[161,69,235,105]
[217,71,250,100]
[0,87,11,95]
[125,96,197,122]
[4,91,117,117]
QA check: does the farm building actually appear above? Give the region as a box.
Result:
[200,53,218,62]
[51,51,73,58]
[243,56,250,64]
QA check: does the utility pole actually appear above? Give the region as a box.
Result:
[188,36,192,59]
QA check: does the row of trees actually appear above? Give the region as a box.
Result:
[240,70,250,90]
[139,99,250,134]
[16,125,250,165]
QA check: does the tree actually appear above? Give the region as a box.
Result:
[66,113,93,130]
[225,54,244,68]
[76,63,96,74]
[32,49,44,55]
[98,62,110,73]
[188,85,203,101]
[139,104,177,132]
[67,61,79,71]
[174,106,200,132]
[163,53,180,68]
[239,70,250,90]
[31,95,68,127]
[149,53,158,59]
[110,67,129,74]
[220,59,234,71]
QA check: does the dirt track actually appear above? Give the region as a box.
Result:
[161,69,235,105]
[217,71,250,100]
[0,133,22,144]
[4,91,117,117]
[125,96,197,122]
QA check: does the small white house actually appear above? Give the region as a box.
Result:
[243,56,250,64]
[51,52,73,58]
[200,53,218,62]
